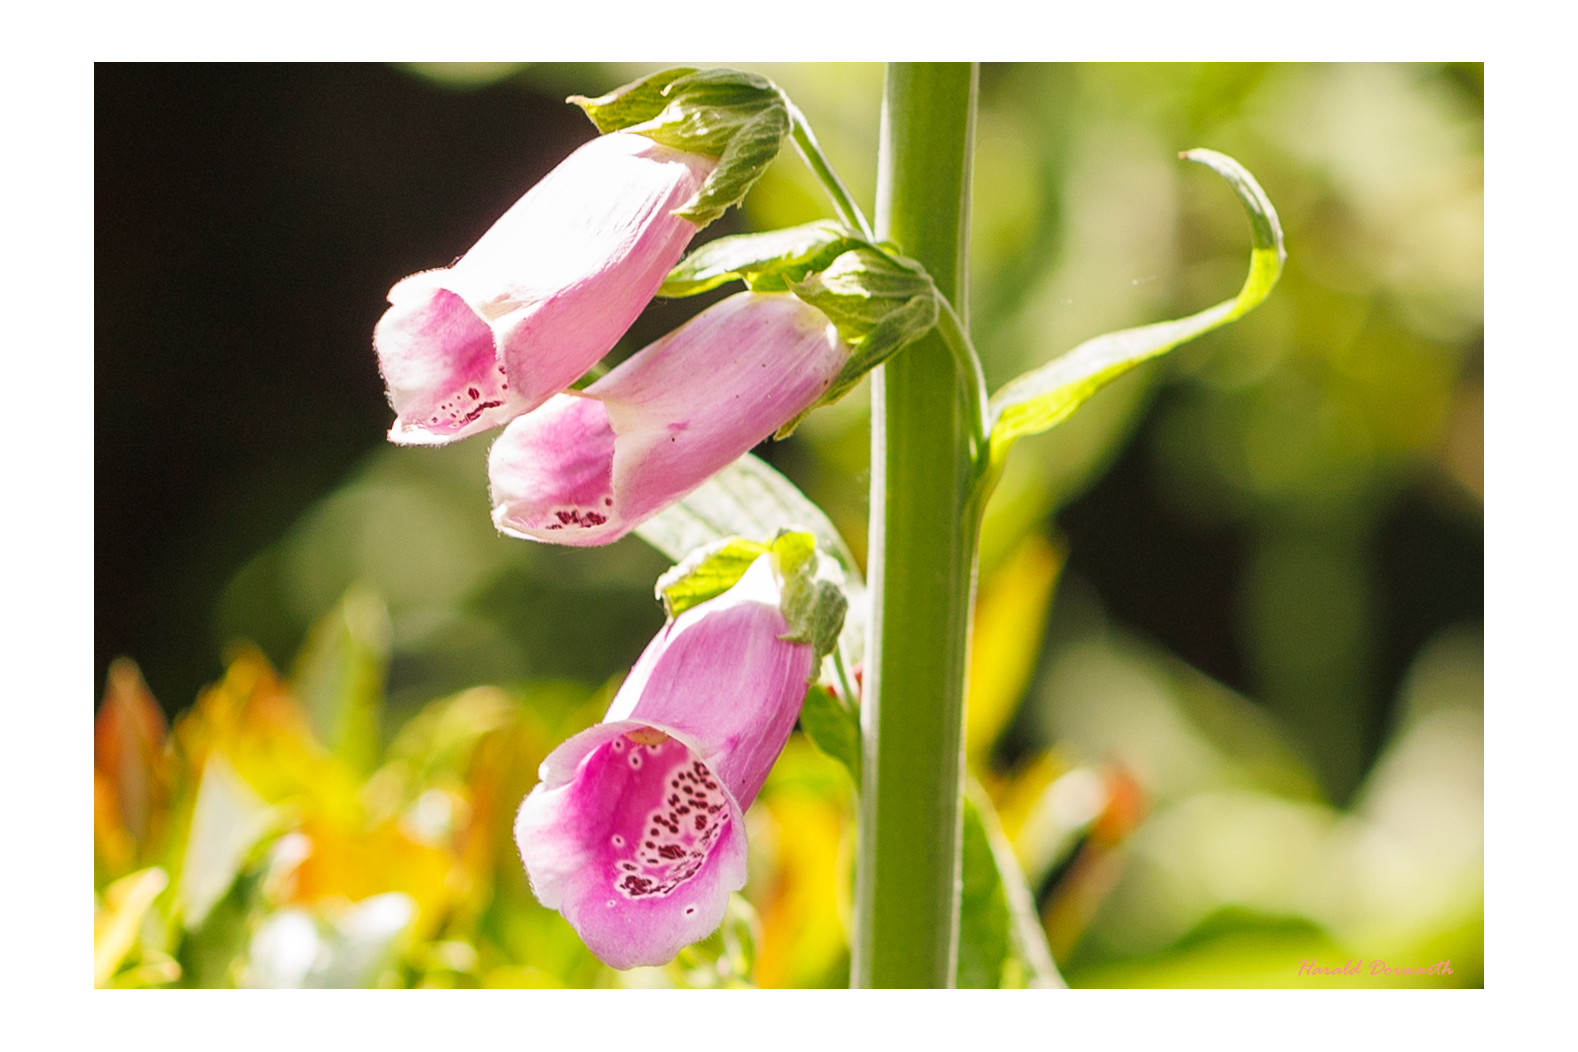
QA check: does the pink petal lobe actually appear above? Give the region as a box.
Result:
[515,722,747,971]
[489,394,620,546]
[376,281,527,445]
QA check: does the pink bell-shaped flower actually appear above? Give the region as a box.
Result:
[515,553,814,969]
[374,131,714,446]
[488,291,848,546]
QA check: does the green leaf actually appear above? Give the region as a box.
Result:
[669,105,790,227]
[799,683,861,785]
[956,794,1013,988]
[768,527,816,584]
[653,528,846,664]
[634,455,859,587]
[958,782,1066,988]
[790,246,935,330]
[780,246,940,435]
[572,66,790,228]
[633,453,867,672]
[987,148,1285,466]
[659,220,854,298]
[626,68,781,154]
[654,537,770,619]
[290,585,391,776]
[568,67,698,132]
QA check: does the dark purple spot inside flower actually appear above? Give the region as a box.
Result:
[456,399,504,426]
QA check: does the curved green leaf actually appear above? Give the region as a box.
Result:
[781,247,941,436]
[960,781,1065,988]
[987,148,1285,468]
[670,105,791,227]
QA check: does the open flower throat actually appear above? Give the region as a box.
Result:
[600,734,729,903]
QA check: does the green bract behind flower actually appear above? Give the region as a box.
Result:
[571,68,791,227]
[656,529,847,666]
[658,220,861,297]
[786,247,940,430]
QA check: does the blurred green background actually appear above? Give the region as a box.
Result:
[95,63,1481,987]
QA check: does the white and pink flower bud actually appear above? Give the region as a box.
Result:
[488,291,849,546]
[514,554,813,969]
[374,132,714,446]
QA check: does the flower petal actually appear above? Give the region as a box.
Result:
[598,293,846,525]
[489,394,619,544]
[516,722,747,971]
[376,279,529,445]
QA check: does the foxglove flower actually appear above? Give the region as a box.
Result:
[488,291,848,546]
[515,554,814,969]
[374,131,714,446]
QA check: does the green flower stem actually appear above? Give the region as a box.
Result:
[785,97,877,242]
[932,292,990,466]
[853,62,979,989]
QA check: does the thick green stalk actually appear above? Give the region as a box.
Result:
[852,62,979,989]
